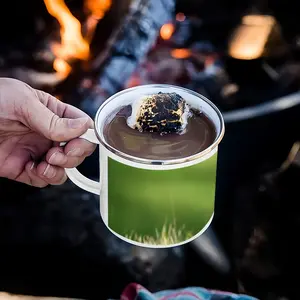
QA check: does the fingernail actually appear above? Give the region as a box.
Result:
[30,162,35,170]
[67,148,84,157]
[68,117,89,129]
[49,152,67,164]
[43,164,56,179]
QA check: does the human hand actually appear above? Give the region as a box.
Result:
[0,77,96,187]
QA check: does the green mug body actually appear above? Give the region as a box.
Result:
[64,84,224,248]
[99,145,218,247]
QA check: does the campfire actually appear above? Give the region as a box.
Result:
[0,0,118,94]
[43,0,112,80]
[0,0,299,115]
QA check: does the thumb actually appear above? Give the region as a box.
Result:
[28,94,92,142]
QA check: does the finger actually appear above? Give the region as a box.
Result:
[46,147,83,168]
[35,89,92,121]
[26,162,49,187]
[63,138,96,157]
[27,90,93,142]
[15,161,49,188]
[36,161,67,185]
[46,141,96,168]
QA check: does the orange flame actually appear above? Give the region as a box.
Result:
[160,23,175,40]
[84,0,112,42]
[44,0,111,78]
[44,0,89,76]
[53,58,72,78]
[85,0,111,19]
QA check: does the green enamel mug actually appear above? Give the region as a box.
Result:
[63,84,225,248]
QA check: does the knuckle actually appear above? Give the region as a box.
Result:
[48,115,59,140]
[48,115,65,141]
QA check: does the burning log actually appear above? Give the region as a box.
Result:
[61,0,176,117]
[0,0,115,91]
[43,0,113,79]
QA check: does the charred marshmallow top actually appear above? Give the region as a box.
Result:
[127,92,191,135]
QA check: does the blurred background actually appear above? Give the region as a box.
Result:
[0,0,300,299]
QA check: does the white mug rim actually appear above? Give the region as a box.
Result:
[94,84,225,166]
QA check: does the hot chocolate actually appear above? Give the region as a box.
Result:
[103,92,216,160]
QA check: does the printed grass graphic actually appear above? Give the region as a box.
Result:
[125,221,194,245]
[108,153,217,246]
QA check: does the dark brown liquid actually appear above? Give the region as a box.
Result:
[103,105,216,160]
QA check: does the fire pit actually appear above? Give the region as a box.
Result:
[88,8,300,254]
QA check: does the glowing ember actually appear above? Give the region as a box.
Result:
[171,48,191,59]
[44,0,111,78]
[176,13,186,22]
[160,23,175,40]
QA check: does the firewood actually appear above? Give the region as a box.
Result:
[61,0,176,116]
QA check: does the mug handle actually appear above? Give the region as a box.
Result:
[60,128,100,195]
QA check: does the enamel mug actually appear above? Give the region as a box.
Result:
[63,84,225,248]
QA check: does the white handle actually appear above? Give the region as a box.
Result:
[60,128,100,195]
